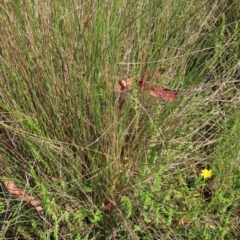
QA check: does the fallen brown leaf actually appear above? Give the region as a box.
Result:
[102,202,115,212]
[3,179,43,212]
[4,180,25,197]
[138,72,150,88]
[149,86,178,100]
[114,79,132,92]
[114,70,179,102]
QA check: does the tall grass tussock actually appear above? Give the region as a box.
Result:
[0,0,240,239]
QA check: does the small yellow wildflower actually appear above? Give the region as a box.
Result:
[201,169,213,179]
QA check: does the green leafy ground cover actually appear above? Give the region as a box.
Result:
[0,0,240,239]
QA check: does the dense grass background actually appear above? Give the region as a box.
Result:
[1,0,240,239]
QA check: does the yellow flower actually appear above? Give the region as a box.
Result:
[201,169,213,179]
